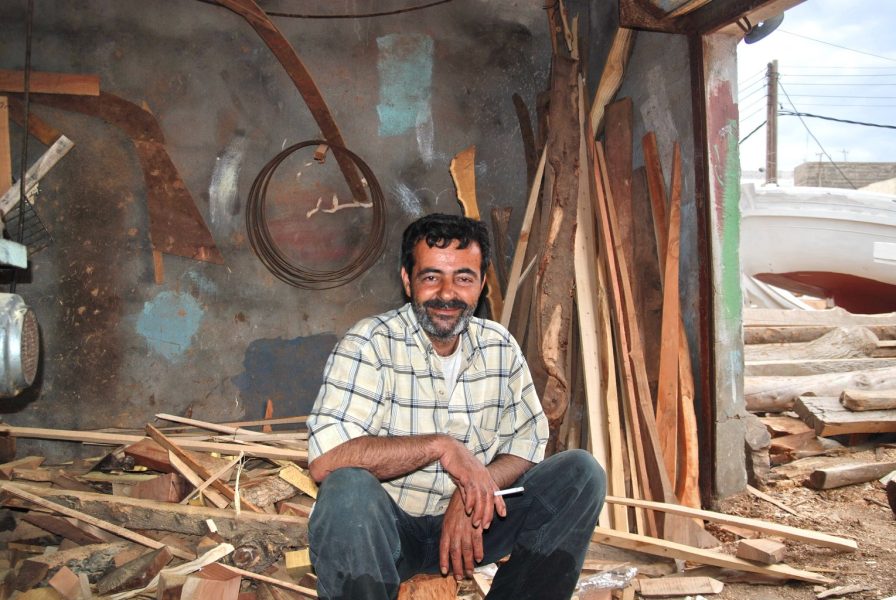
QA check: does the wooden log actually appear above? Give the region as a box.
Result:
[535,54,580,447]
[95,546,173,594]
[397,573,457,600]
[603,494,856,551]
[735,538,786,564]
[0,483,194,560]
[0,69,100,96]
[806,461,896,490]
[840,388,896,411]
[745,327,880,362]
[744,325,833,345]
[794,395,896,436]
[240,476,299,508]
[746,357,896,377]
[745,366,896,413]
[591,527,834,584]
[0,482,307,544]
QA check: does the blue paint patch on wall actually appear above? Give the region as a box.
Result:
[377,33,434,137]
[136,291,204,361]
[232,334,338,420]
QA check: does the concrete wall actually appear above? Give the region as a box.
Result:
[0,0,552,459]
[795,162,896,189]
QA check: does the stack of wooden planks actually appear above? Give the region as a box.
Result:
[0,415,319,599]
[744,308,896,437]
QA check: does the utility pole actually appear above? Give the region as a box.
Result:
[765,60,778,185]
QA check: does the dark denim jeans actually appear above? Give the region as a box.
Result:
[309,449,605,600]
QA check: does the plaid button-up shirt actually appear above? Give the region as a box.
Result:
[308,303,548,517]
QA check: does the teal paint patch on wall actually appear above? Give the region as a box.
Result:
[136,291,203,361]
[377,33,434,137]
[721,118,742,322]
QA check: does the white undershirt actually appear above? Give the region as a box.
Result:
[437,343,463,396]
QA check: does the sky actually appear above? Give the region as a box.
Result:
[736,0,896,175]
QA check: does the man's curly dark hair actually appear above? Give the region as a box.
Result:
[400,213,491,277]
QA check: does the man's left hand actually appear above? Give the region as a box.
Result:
[439,490,484,581]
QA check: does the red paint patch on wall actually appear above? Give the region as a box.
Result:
[707,79,739,228]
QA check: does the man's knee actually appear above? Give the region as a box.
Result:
[311,468,392,532]
[552,449,606,498]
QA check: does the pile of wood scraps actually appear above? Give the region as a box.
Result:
[0,415,318,599]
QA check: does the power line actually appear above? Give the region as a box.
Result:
[779,29,896,64]
[739,120,766,145]
[779,83,859,189]
[778,110,896,130]
[785,94,896,99]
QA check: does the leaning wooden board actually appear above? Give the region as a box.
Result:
[794,396,896,436]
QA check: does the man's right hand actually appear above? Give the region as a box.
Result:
[438,437,506,529]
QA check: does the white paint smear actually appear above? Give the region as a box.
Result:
[209,133,248,226]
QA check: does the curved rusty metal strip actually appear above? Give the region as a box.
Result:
[213,0,366,202]
[26,91,224,264]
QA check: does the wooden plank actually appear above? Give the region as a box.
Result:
[147,425,261,512]
[746,357,896,377]
[574,77,609,526]
[0,425,307,462]
[636,576,723,596]
[603,494,856,551]
[794,395,896,436]
[735,538,785,564]
[743,307,896,328]
[592,527,834,584]
[806,461,896,490]
[588,27,634,135]
[747,484,802,517]
[0,69,100,96]
[760,415,813,437]
[841,388,896,411]
[0,97,11,194]
[655,141,682,486]
[0,456,44,480]
[19,513,105,545]
[130,472,190,503]
[0,482,194,560]
[500,147,546,328]
[449,145,504,321]
[0,135,75,216]
[96,546,173,594]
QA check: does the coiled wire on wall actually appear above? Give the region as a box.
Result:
[246,141,386,290]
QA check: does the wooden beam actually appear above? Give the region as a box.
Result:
[0,69,100,96]
[588,28,634,135]
[0,424,307,462]
[7,97,63,146]
[0,482,194,560]
[746,367,896,413]
[0,97,11,193]
[736,538,786,564]
[604,494,856,551]
[592,527,835,584]
[806,461,896,490]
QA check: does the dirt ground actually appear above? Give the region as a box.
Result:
[708,455,896,600]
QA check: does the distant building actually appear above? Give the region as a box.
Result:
[794,162,896,189]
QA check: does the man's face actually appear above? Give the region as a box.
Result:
[401,239,485,347]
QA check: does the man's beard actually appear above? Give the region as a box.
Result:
[412,297,475,341]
